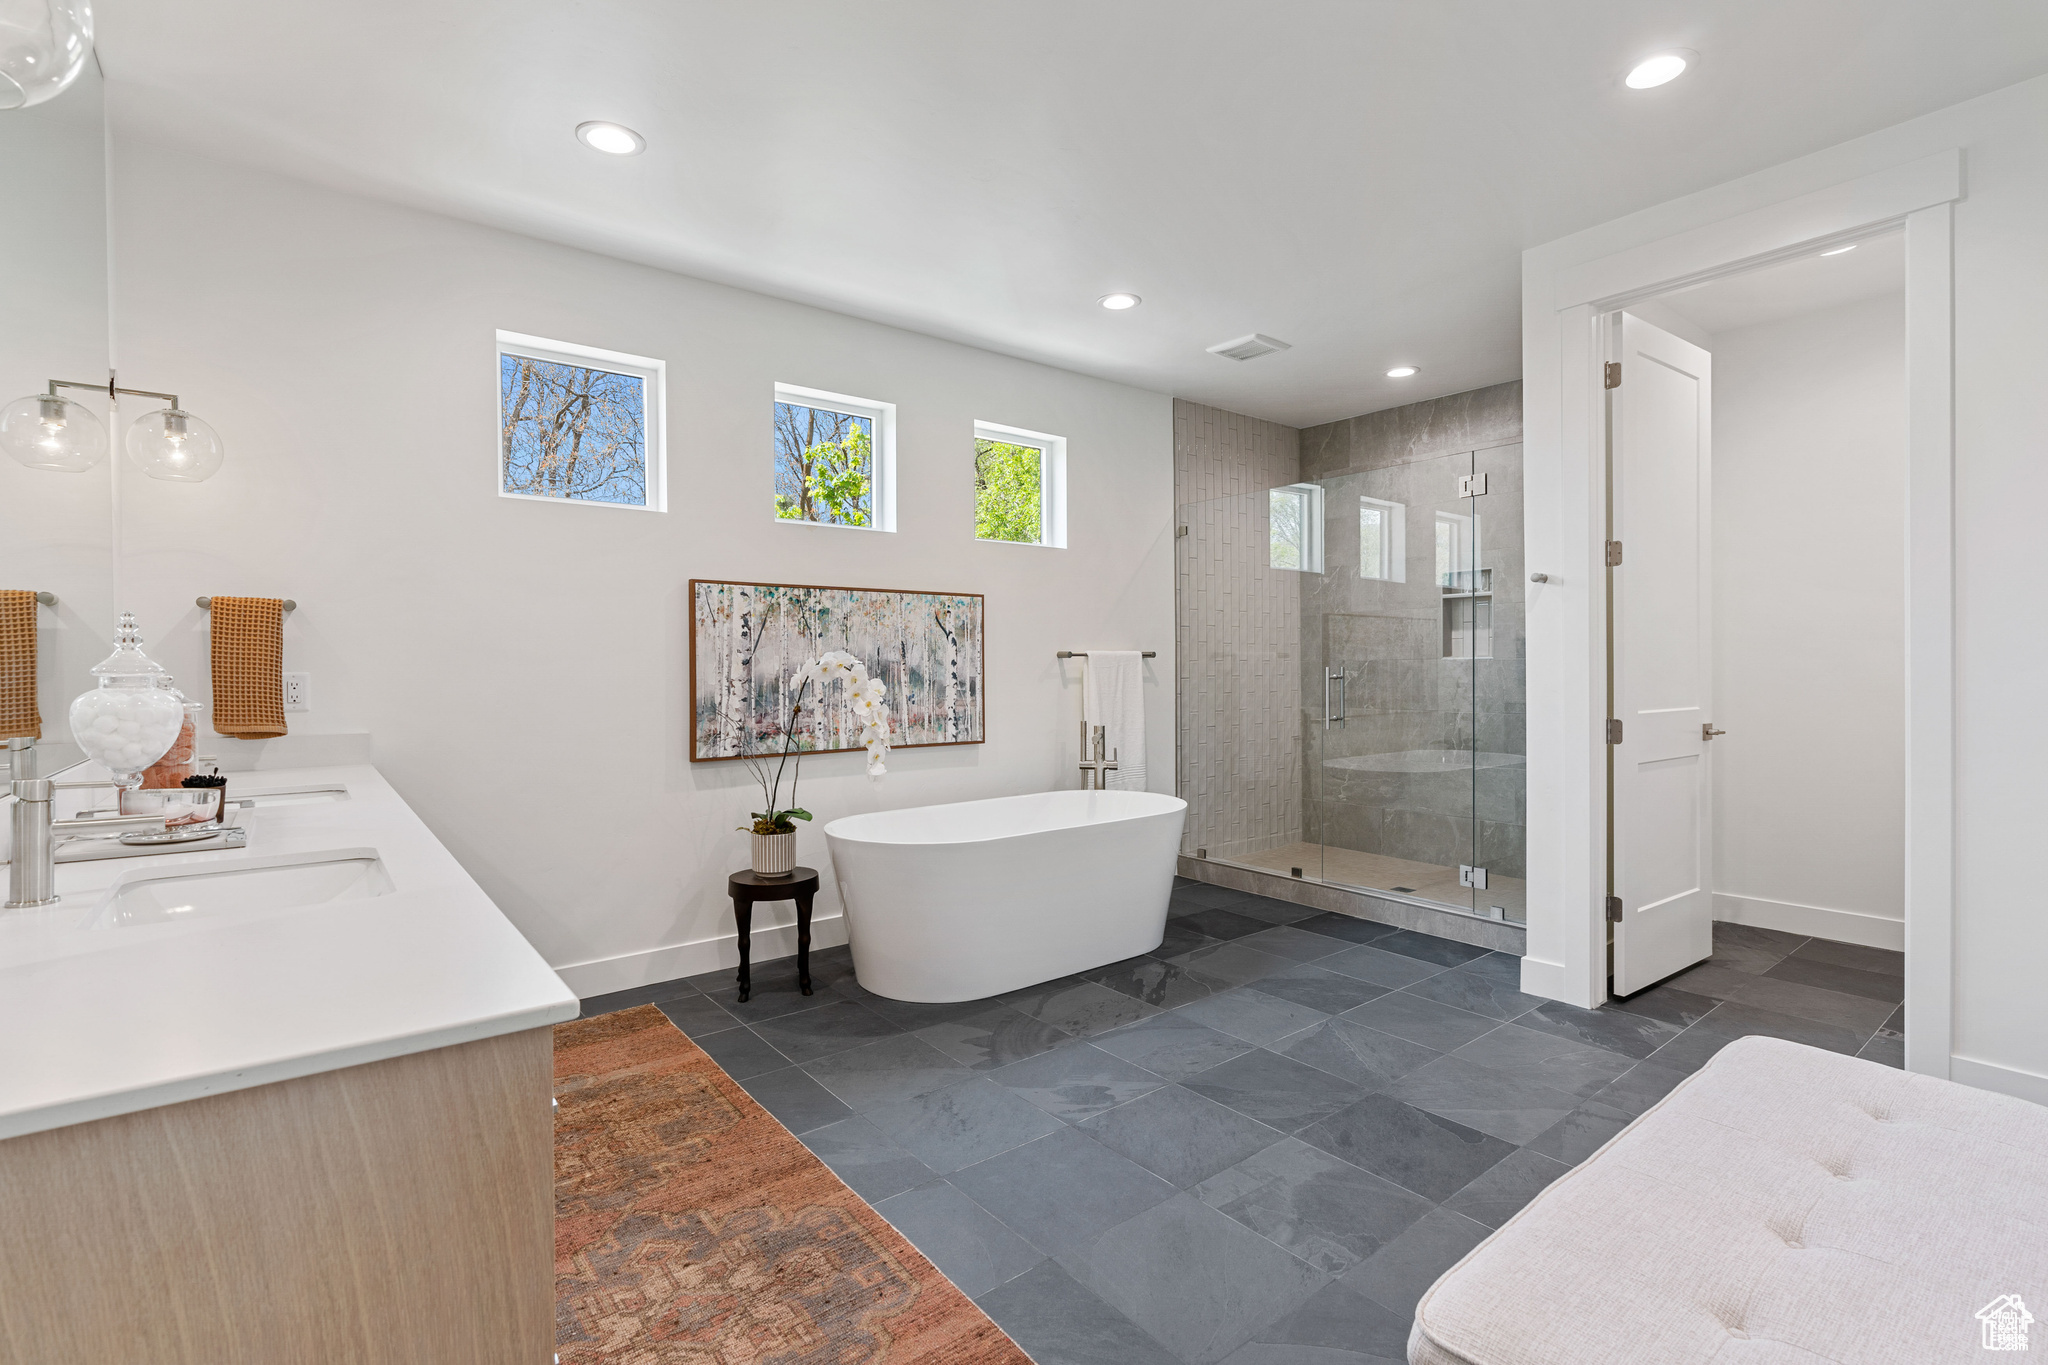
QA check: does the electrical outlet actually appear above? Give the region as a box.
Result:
[282,672,311,712]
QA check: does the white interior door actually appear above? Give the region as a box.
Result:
[1610,312,1714,996]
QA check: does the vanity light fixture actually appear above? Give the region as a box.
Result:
[0,376,224,481]
[575,121,645,155]
[1625,51,1693,89]
[1098,293,1141,310]
[1820,244,1858,256]
[127,405,224,482]
[1386,365,1419,378]
[0,390,106,471]
[0,0,94,110]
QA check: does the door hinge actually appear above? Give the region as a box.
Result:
[1607,718,1624,744]
[1605,894,1624,922]
[1458,864,1489,889]
[1605,539,1623,567]
[1604,361,1622,389]
[1456,472,1489,498]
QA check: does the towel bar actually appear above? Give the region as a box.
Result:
[1056,650,1156,659]
[196,596,296,612]
[34,591,55,607]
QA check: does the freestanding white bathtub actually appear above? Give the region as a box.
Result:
[823,790,1188,1002]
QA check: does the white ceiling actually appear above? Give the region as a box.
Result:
[95,2,2048,428]
[1658,230,1905,336]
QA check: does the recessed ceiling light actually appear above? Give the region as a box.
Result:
[576,121,645,155]
[1625,51,1691,89]
[1386,365,1418,378]
[1820,244,1858,257]
[1099,293,1141,310]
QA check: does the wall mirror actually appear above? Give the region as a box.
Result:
[0,58,112,769]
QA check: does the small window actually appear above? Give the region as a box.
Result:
[1358,495,1407,581]
[973,421,1067,547]
[773,383,895,531]
[1270,483,1324,572]
[497,332,663,510]
[1435,509,1483,589]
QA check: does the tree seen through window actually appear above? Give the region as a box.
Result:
[499,354,647,506]
[775,402,873,526]
[974,439,1043,543]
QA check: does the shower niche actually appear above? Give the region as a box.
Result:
[1442,574,1493,659]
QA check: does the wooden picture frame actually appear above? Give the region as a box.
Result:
[689,579,986,763]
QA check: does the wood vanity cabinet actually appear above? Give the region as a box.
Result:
[0,1027,555,1364]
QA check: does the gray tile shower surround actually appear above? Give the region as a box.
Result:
[580,886,1905,1365]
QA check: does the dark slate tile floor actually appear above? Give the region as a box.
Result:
[581,880,1905,1365]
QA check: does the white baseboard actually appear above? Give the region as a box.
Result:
[1713,892,1904,950]
[1949,1054,2048,1108]
[553,914,850,999]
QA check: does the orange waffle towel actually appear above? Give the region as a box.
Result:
[0,589,40,740]
[208,595,288,738]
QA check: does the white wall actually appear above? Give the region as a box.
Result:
[1523,73,2048,1103]
[97,143,1175,996]
[1706,293,1906,949]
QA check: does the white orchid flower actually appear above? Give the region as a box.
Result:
[792,651,894,780]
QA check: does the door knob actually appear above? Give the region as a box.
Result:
[1702,724,1726,741]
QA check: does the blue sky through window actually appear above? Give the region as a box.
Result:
[500,353,647,506]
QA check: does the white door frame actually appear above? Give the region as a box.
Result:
[1519,149,1958,1079]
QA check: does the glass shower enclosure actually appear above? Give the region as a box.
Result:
[1175,441,1526,923]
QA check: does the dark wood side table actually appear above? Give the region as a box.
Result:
[726,867,820,1004]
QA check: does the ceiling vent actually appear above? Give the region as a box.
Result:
[1206,333,1292,362]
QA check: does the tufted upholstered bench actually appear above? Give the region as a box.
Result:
[1408,1035,2048,1365]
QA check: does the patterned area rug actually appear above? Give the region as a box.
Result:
[555,1005,1032,1365]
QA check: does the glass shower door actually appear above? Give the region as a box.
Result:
[1173,448,1525,924]
[1306,451,1479,914]
[1472,440,1527,922]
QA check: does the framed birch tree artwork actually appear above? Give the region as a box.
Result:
[689,580,986,762]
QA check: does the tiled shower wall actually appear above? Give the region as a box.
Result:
[1298,381,1524,484]
[1297,381,1527,879]
[1173,399,1302,861]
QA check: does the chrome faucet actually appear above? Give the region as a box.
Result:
[6,738,165,909]
[1077,721,1119,791]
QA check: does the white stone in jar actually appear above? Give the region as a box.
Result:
[68,687,184,778]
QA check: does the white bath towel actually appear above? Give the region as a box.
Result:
[1082,651,1146,791]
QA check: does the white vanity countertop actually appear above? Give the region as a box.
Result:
[0,763,579,1140]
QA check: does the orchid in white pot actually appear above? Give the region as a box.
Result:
[734,650,892,876]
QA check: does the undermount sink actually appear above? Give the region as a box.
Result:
[96,849,394,928]
[233,784,351,808]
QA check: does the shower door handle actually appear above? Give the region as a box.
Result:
[1325,667,1347,729]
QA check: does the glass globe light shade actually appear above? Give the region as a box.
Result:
[0,0,94,110]
[0,391,106,471]
[126,406,223,482]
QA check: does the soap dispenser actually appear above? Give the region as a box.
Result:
[68,614,186,789]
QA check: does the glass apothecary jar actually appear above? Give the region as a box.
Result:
[69,613,186,789]
[139,680,202,789]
